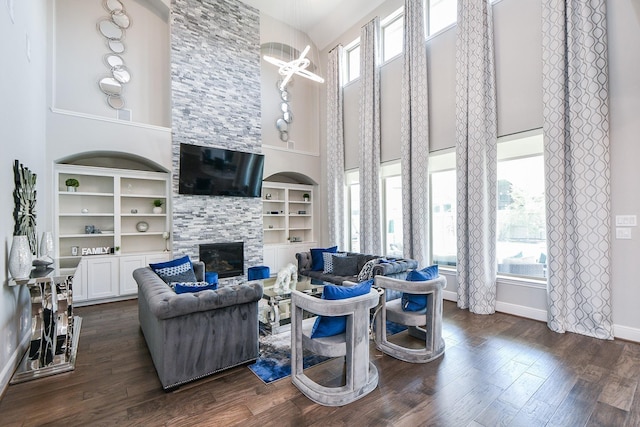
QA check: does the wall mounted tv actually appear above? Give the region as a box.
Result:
[178,143,264,198]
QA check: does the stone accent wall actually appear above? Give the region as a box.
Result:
[171,0,262,278]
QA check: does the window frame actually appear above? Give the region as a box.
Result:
[343,38,361,85]
[381,162,402,257]
[381,7,404,64]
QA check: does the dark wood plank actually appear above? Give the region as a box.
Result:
[0,300,638,426]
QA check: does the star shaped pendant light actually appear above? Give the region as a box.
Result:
[263,45,325,91]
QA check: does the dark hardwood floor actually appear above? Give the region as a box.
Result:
[1,299,639,426]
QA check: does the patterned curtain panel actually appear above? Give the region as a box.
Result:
[455,0,497,314]
[359,18,382,255]
[326,45,346,250]
[542,0,613,340]
[400,0,430,268]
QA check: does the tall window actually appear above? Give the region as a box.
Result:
[346,170,360,252]
[430,150,457,266]
[382,163,403,257]
[382,9,404,62]
[496,130,546,279]
[345,41,361,83]
[428,0,457,36]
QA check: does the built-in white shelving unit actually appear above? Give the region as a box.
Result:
[262,182,316,276]
[55,164,172,305]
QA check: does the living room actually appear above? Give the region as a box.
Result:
[2,0,640,423]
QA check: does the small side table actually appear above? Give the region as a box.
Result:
[9,258,82,384]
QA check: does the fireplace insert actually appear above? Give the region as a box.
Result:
[199,242,244,278]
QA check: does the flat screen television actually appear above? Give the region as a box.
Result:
[179,143,264,197]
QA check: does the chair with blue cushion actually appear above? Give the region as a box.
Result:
[290,281,380,406]
[374,274,447,363]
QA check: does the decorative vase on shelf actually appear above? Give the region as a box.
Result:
[9,235,33,279]
[153,206,162,214]
[67,186,76,192]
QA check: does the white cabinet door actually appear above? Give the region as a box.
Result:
[119,255,146,296]
[263,246,277,275]
[146,253,171,265]
[72,259,88,302]
[86,257,118,300]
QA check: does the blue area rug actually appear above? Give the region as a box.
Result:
[248,320,407,384]
[248,327,330,384]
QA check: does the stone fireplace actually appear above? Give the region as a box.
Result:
[199,242,244,278]
[170,0,263,276]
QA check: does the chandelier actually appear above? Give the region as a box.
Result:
[263,45,325,91]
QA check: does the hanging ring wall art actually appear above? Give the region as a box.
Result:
[13,160,37,255]
[97,0,132,110]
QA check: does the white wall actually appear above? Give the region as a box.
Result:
[0,0,48,395]
[318,0,640,341]
[53,0,170,127]
[608,0,640,337]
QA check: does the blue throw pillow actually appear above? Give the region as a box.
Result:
[401,265,439,312]
[150,255,197,284]
[173,281,217,294]
[310,246,338,271]
[205,271,219,285]
[310,280,373,338]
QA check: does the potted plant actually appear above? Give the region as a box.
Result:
[113,246,121,255]
[303,193,310,202]
[152,199,164,214]
[65,178,79,192]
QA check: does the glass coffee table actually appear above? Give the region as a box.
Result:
[259,276,328,334]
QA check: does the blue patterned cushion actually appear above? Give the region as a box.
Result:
[310,246,338,271]
[357,258,379,282]
[323,252,347,273]
[402,265,438,312]
[310,280,373,338]
[149,255,197,284]
[172,281,217,294]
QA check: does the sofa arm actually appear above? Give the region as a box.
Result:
[193,261,205,281]
[296,251,312,273]
[372,258,419,277]
[133,267,263,320]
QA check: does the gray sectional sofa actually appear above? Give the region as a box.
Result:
[133,262,263,390]
[295,251,418,285]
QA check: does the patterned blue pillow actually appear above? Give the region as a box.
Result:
[401,265,439,312]
[150,255,197,284]
[173,281,217,294]
[310,280,373,338]
[310,246,338,271]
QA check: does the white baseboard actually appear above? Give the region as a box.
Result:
[495,301,548,322]
[613,324,640,343]
[0,331,30,398]
[443,290,640,343]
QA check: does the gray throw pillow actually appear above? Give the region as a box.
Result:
[323,252,347,273]
[332,255,359,277]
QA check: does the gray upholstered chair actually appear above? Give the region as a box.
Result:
[290,285,380,406]
[374,275,446,363]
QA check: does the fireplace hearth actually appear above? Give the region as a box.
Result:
[199,242,244,278]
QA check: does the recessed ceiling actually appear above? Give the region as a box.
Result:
[239,0,386,50]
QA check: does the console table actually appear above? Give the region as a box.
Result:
[9,258,81,384]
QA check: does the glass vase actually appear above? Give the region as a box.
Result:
[9,235,33,279]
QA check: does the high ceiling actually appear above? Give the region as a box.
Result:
[239,0,387,50]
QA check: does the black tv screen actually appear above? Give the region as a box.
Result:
[178,144,264,197]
